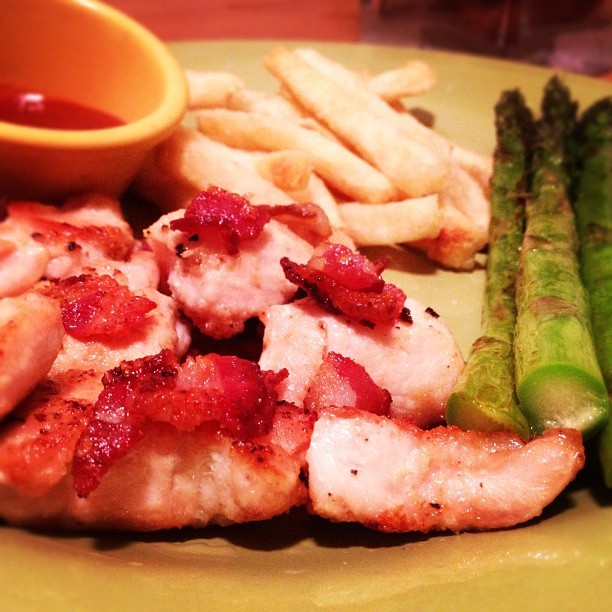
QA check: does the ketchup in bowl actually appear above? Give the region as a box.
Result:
[0,88,124,130]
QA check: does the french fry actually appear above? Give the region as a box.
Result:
[293,47,452,159]
[441,163,490,243]
[227,87,340,142]
[227,88,304,122]
[195,108,399,203]
[147,48,492,269]
[338,195,441,246]
[287,172,344,229]
[255,150,313,193]
[263,47,447,198]
[132,126,295,212]
[185,70,246,110]
[449,146,493,193]
[408,176,488,270]
[366,60,437,101]
[292,46,495,196]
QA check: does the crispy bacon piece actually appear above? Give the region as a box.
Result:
[304,352,391,416]
[40,274,157,339]
[170,186,271,254]
[308,242,386,290]
[72,349,288,497]
[281,242,407,327]
[25,217,132,261]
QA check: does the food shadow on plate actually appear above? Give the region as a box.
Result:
[568,438,612,508]
[363,244,486,277]
[15,485,586,555]
[11,507,429,553]
[363,244,440,277]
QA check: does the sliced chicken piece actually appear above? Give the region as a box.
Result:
[259,297,464,426]
[3,193,134,281]
[37,271,190,378]
[0,293,64,419]
[0,350,314,530]
[0,230,49,298]
[0,369,101,496]
[85,249,161,292]
[145,209,313,339]
[49,288,190,377]
[306,407,585,533]
[0,407,312,530]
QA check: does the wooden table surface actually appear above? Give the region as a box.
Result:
[104,0,362,42]
[105,1,611,79]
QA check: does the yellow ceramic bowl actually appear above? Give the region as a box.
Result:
[0,0,188,202]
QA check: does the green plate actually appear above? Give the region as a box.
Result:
[1,41,611,611]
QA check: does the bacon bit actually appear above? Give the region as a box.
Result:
[304,351,391,416]
[40,274,156,339]
[169,186,271,255]
[308,242,386,291]
[72,349,288,497]
[281,242,407,327]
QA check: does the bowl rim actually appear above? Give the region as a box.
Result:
[0,0,188,150]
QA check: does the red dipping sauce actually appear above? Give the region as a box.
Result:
[0,88,125,130]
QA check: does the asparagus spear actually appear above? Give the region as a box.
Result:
[513,77,609,438]
[572,97,612,483]
[445,90,531,438]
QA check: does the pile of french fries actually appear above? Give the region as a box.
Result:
[133,47,492,270]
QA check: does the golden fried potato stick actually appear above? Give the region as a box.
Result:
[441,163,490,245]
[255,149,313,193]
[226,88,304,121]
[132,126,296,211]
[263,47,447,198]
[409,170,489,271]
[185,69,246,110]
[338,195,441,246]
[287,173,344,230]
[292,47,492,190]
[195,108,399,203]
[366,60,437,101]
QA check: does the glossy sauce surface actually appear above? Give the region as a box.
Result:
[0,89,125,130]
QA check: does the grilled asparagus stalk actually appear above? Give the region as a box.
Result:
[513,77,609,438]
[572,97,612,482]
[445,90,531,438]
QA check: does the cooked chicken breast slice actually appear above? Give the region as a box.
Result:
[0,293,64,419]
[3,193,134,281]
[49,288,190,377]
[259,297,464,426]
[0,369,101,496]
[0,230,49,298]
[146,210,313,339]
[0,404,313,530]
[306,407,585,533]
